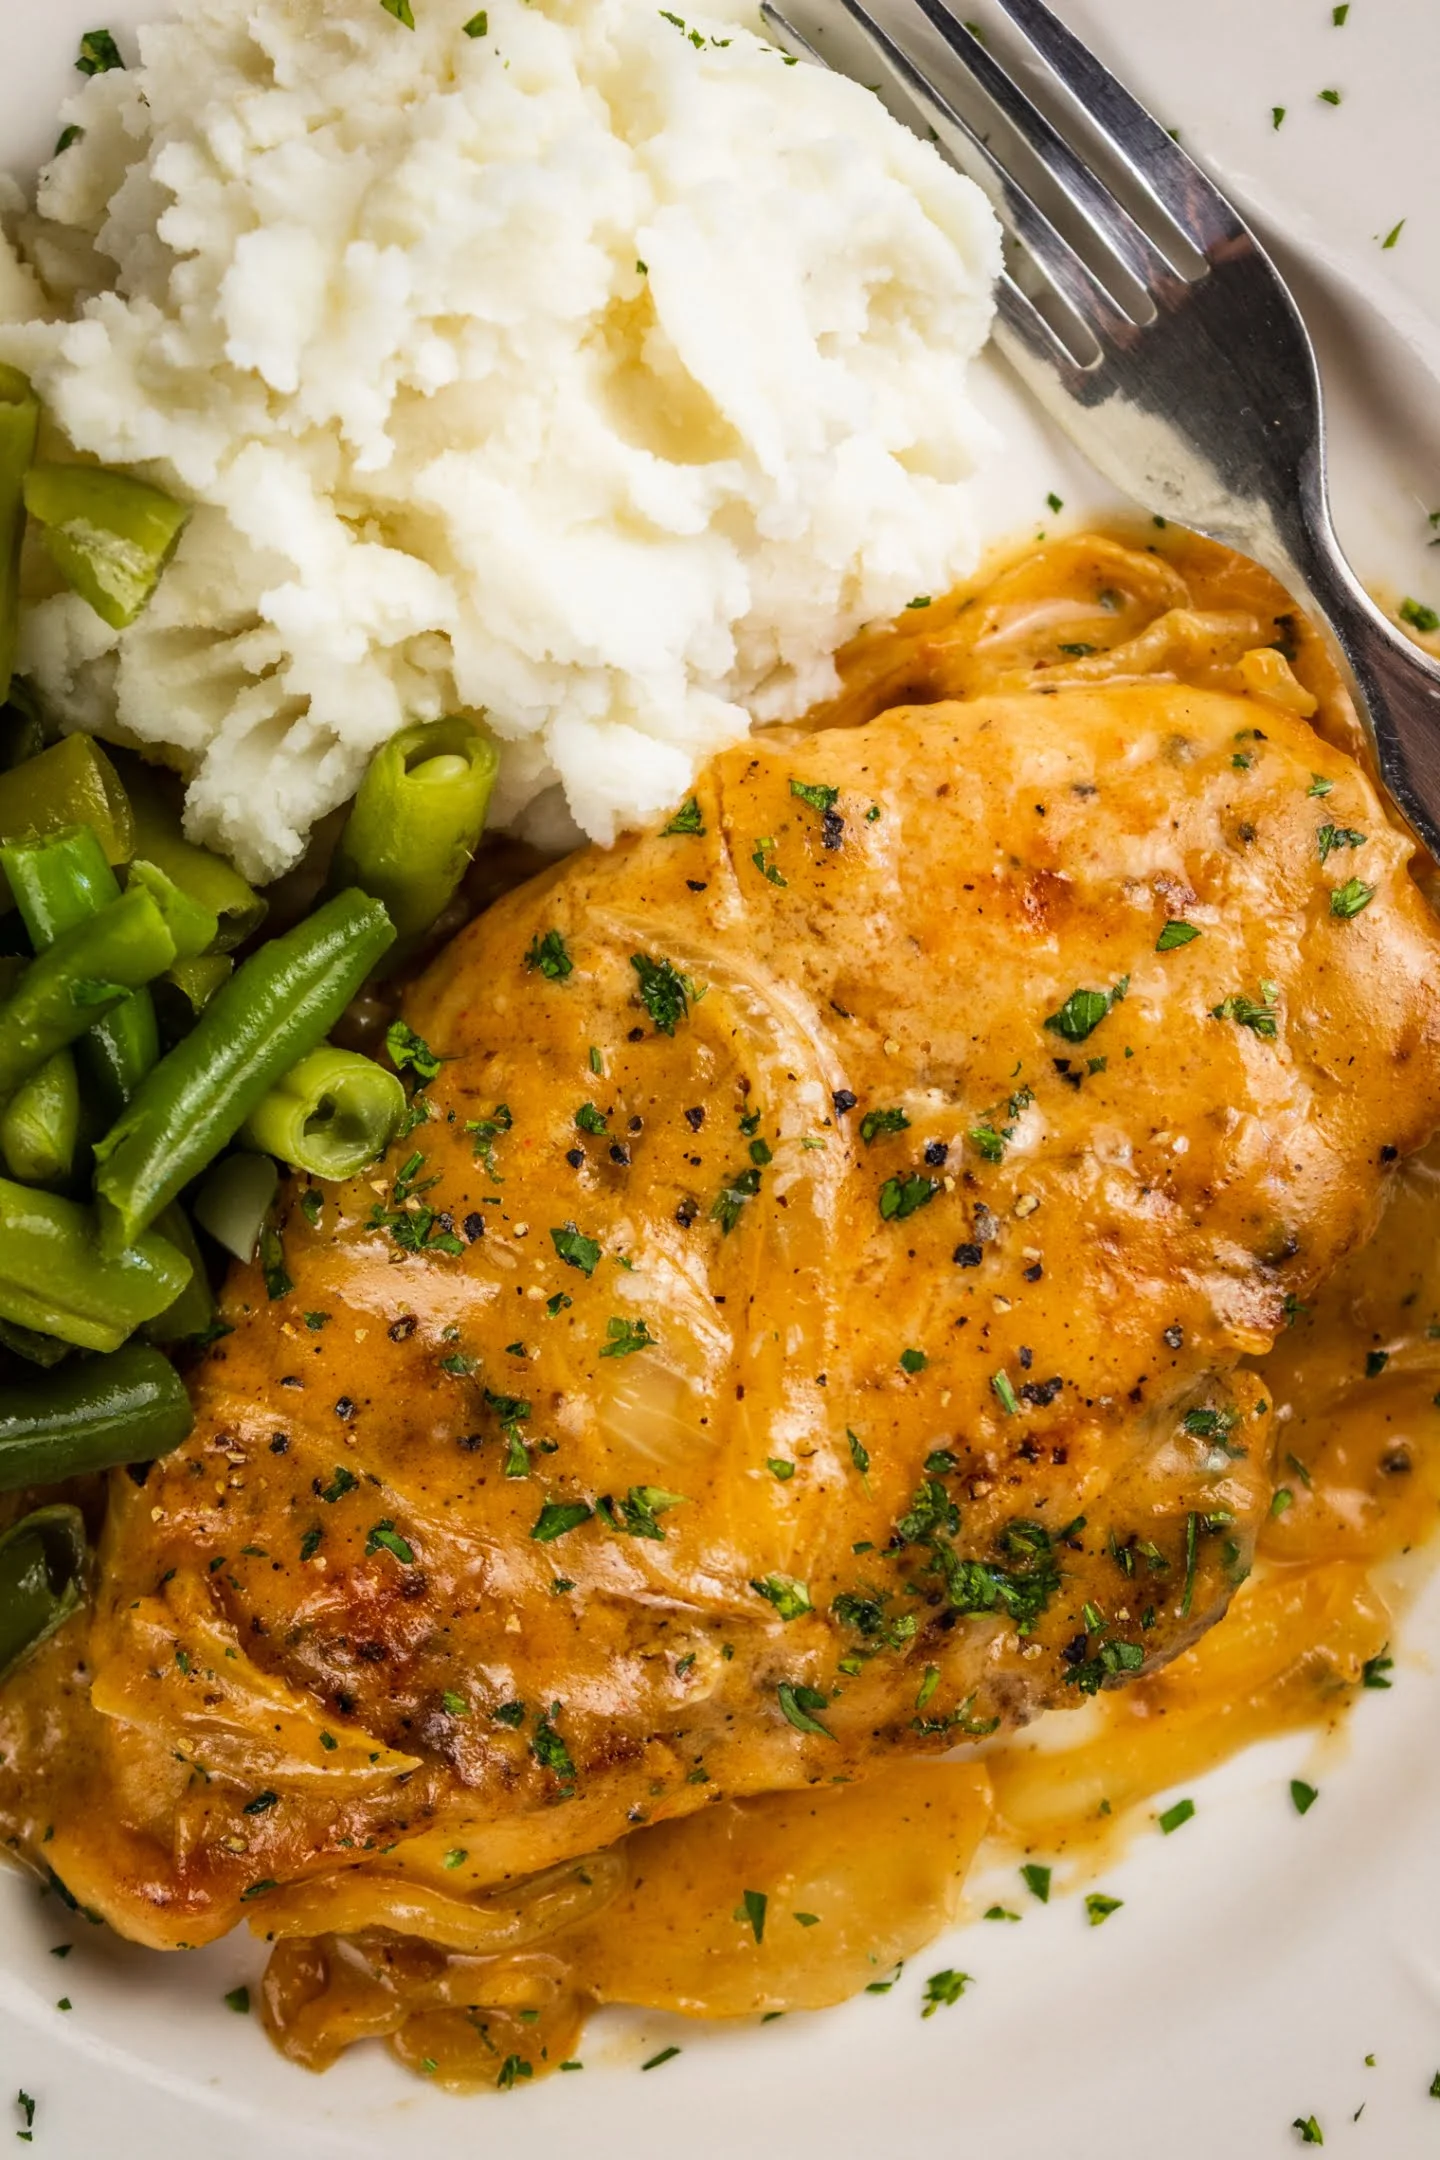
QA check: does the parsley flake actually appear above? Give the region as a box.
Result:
[663,796,706,836]
[599,1315,656,1358]
[551,1222,601,1275]
[76,28,125,72]
[921,1968,972,2016]
[526,929,574,981]
[1156,920,1201,951]
[630,952,696,1035]
[878,1173,939,1222]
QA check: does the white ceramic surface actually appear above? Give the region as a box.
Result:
[3,3,1440,2154]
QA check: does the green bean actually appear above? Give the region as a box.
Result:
[0,886,176,1107]
[1,1050,80,1185]
[0,367,39,709]
[155,953,232,1042]
[0,1317,70,1369]
[241,1044,406,1180]
[94,889,395,1250]
[0,1176,191,1351]
[3,823,160,1110]
[125,858,219,962]
[0,1506,87,1684]
[0,698,45,776]
[124,760,266,952]
[192,1151,276,1261]
[22,463,191,632]
[142,1202,214,1345]
[331,715,498,944]
[0,1345,192,1491]
[0,736,133,910]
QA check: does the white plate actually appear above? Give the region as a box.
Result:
[4,3,1440,2155]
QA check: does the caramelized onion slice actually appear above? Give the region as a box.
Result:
[551,1759,991,2017]
[251,1847,626,1955]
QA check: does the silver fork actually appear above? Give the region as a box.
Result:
[762,0,1440,856]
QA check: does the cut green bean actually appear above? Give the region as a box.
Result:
[0,367,39,709]
[0,1317,70,1369]
[242,1044,405,1180]
[0,886,176,1107]
[331,715,498,944]
[124,762,266,952]
[125,858,219,962]
[94,889,395,1250]
[1,1050,80,1185]
[0,1345,192,1491]
[0,736,133,911]
[0,1176,191,1351]
[23,463,191,632]
[142,1202,214,1344]
[4,822,160,1110]
[0,1506,87,1684]
[0,695,45,776]
[192,1151,277,1262]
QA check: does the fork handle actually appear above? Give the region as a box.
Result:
[1284,523,1440,861]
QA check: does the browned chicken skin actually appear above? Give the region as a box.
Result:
[4,533,1440,1975]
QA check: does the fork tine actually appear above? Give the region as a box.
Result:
[827,0,1134,355]
[906,0,1177,303]
[758,0,825,67]
[988,0,1244,256]
[995,271,1095,393]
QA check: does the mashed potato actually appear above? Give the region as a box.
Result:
[0,0,1001,881]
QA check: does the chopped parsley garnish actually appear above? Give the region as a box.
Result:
[751,1573,812,1621]
[599,1315,656,1358]
[386,1019,442,1081]
[365,1520,415,1565]
[777,1681,833,1737]
[259,1226,293,1301]
[1058,641,1096,658]
[531,1499,593,1542]
[1317,822,1366,862]
[1020,1862,1051,1903]
[921,1969,972,2016]
[1272,105,1286,129]
[1155,920,1201,951]
[751,837,787,887]
[1045,491,1063,514]
[663,796,706,835]
[712,1165,762,1233]
[597,1485,686,1540]
[899,1348,927,1374]
[1308,774,1334,797]
[790,778,839,817]
[1361,1647,1393,1689]
[380,0,416,24]
[1330,877,1375,920]
[551,1222,601,1275]
[225,1985,251,2013]
[1318,87,1341,104]
[846,1428,870,1480]
[879,1173,940,1222]
[1085,1893,1123,1926]
[465,1101,512,1176]
[526,929,574,981]
[991,1370,1019,1416]
[77,28,125,72]
[630,951,696,1035]
[1157,1797,1195,1835]
[1401,597,1440,634]
[493,1701,526,1728]
[1212,982,1279,1037]
[531,1709,576,1785]
[441,1691,469,1717]
[1292,2117,1323,2146]
[1291,1779,1318,1815]
[767,1456,795,1481]
[968,1122,1007,1162]
[1382,219,1406,250]
[299,1527,323,1562]
[1044,978,1127,1044]
[740,1888,767,1942]
[860,1106,910,1145]
[641,2047,681,2071]
[462,8,489,33]
[574,1102,608,1134]
[318,1466,357,1503]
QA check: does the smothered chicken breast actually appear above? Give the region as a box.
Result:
[4,537,1440,1969]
